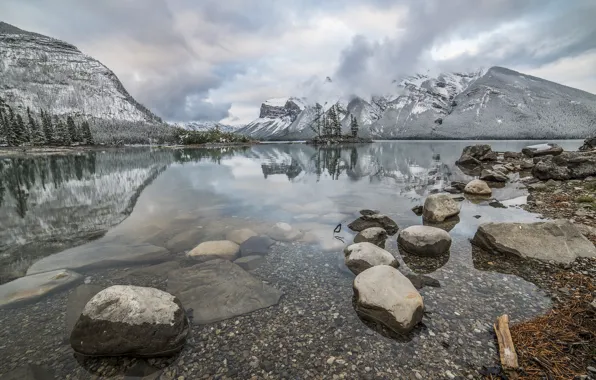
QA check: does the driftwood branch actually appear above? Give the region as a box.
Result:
[494,314,519,370]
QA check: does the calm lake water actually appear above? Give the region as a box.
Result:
[0,140,582,281]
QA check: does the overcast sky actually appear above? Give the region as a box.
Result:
[1,0,595,124]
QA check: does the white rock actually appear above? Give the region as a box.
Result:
[353,265,424,333]
[423,194,461,223]
[464,179,492,195]
[344,242,398,275]
[398,225,452,256]
[187,240,240,260]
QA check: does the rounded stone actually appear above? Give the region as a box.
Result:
[267,222,304,242]
[70,285,189,357]
[398,225,452,256]
[422,194,461,223]
[225,229,258,245]
[344,242,398,275]
[187,240,240,260]
[354,227,388,247]
[464,179,492,196]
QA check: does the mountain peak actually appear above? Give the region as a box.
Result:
[0,21,45,38]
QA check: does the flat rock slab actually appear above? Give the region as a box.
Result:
[472,220,596,264]
[0,269,83,309]
[26,243,170,275]
[187,240,239,261]
[167,259,282,324]
[240,236,275,256]
[65,284,104,339]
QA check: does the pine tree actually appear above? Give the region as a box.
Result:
[66,116,80,143]
[6,106,18,146]
[0,103,6,145]
[310,103,324,137]
[55,117,71,146]
[81,121,94,145]
[350,115,359,138]
[28,108,45,146]
[41,110,54,145]
[328,105,341,137]
[15,114,27,145]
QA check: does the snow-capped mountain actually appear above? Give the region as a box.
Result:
[0,21,161,124]
[171,121,240,133]
[238,67,596,140]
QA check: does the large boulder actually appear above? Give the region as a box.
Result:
[397,225,452,257]
[522,143,563,158]
[472,220,596,264]
[480,169,508,183]
[353,265,424,334]
[579,137,596,151]
[464,179,492,195]
[532,151,596,180]
[167,259,282,324]
[187,240,240,261]
[348,214,399,235]
[226,229,258,245]
[343,242,398,275]
[457,144,497,162]
[422,194,461,223]
[267,222,304,242]
[70,285,189,357]
[0,269,82,309]
[353,227,388,247]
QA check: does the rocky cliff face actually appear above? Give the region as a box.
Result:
[238,67,596,140]
[0,22,162,124]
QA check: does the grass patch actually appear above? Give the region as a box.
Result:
[575,195,595,203]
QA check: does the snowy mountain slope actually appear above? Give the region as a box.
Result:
[171,121,239,133]
[0,22,161,123]
[239,67,596,140]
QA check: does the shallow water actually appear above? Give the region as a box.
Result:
[0,140,585,377]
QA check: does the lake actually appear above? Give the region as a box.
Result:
[0,140,584,378]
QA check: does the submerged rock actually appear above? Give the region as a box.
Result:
[233,255,265,271]
[353,265,424,334]
[397,225,452,257]
[344,242,398,275]
[70,285,189,357]
[522,143,563,158]
[187,240,240,261]
[0,269,82,309]
[348,214,399,235]
[472,220,596,264]
[404,273,441,289]
[167,259,282,324]
[267,222,304,242]
[240,236,275,256]
[226,228,258,245]
[354,227,388,247]
[464,179,492,195]
[422,194,461,223]
[411,205,424,216]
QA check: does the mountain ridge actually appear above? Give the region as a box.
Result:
[238,66,596,140]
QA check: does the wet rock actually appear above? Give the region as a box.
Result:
[464,179,492,195]
[233,255,265,271]
[397,226,452,257]
[354,227,388,247]
[579,136,596,151]
[404,273,441,289]
[267,222,304,242]
[451,181,467,192]
[422,194,461,223]
[423,215,460,232]
[458,144,497,162]
[504,151,522,160]
[65,284,104,339]
[344,242,398,275]
[522,143,563,158]
[164,229,200,253]
[26,243,171,275]
[455,155,481,168]
[353,265,424,334]
[187,240,240,261]
[480,169,508,183]
[488,200,507,209]
[472,220,596,264]
[70,285,189,357]
[167,259,282,324]
[532,151,596,180]
[225,229,258,245]
[0,364,56,380]
[348,214,399,235]
[411,205,424,216]
[240,236,275,256]
[0,269,83,309]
